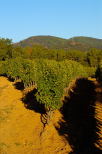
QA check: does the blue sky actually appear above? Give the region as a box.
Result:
[0,0,102,42]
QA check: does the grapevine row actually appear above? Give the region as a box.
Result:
[0,58,94,111]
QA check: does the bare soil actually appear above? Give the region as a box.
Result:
[0,77,102,154]
[0,77,71,154]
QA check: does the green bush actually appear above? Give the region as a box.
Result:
[0,58,90,114]
[0,58,37,88]
[35,59,88,112]
[84,66,96,77]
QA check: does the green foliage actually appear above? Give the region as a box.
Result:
[0,36,101,119]
[0,58,37,87]
[20,59,37,87]
[12,46,24,58]
[0,61,6,75]
[0,58,92,111]
[0,38,12,60]
[86,48,102,67]
[65,50,87,65]
[84,66,96,77]
[0,36,100,113]
[0,37,101,69]
[35,59,88,111]
[35,59,63,110]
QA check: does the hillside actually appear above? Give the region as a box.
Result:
[15,35,102,51]
[70,36,102,49]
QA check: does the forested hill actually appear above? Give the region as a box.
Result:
[69,36,102,49]
[15,35,102,51]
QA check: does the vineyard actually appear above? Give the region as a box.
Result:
[0,38,102,153]
[0,58,96,112]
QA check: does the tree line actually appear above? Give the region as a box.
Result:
[0,38,102,67]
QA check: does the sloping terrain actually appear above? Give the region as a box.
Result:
[69,36,102,49]
[15,35,102,50]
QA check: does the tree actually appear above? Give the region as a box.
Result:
[86,48,102,67]
[0,38,13,60]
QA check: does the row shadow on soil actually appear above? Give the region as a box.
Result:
[13,78,102,154]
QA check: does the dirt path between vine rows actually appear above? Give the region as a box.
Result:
[0,77,71,154]
[0,77,102,154]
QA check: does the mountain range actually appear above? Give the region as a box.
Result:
[15,36,102,51]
